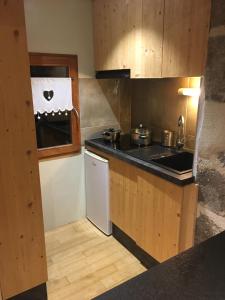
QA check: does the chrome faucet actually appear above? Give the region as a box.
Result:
[176,115,185,151]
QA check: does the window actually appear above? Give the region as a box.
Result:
[29,53,81,159]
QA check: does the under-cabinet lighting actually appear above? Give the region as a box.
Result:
[178,88,201,97]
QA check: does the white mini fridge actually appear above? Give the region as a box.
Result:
[84,150,112,235]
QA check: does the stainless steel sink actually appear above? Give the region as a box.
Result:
[151,152,193,175]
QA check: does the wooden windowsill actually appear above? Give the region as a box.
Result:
[38,144,81,160]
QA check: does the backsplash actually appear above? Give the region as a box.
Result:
[79,78,131,144]
[131,77,200,150]
[79,77,200,150]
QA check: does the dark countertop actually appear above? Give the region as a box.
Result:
[93,230,225,300]
[85,136,194,186]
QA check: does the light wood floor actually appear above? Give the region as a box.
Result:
[45,218,146,300]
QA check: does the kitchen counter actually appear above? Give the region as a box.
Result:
[85,136,194,186]
[93,230,225,300]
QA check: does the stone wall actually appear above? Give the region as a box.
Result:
[195,0,225,243]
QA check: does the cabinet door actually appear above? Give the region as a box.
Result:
[110,158,138,240]
[93,0,107,70]
[132,0,164,78]
[93,0,135,71]
[162,0,211,77]
[136,170,183,262]
[93,0,164,77]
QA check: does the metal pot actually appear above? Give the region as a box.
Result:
[131,124,152,146]
[161,130,175,147]
[102,128,121,143]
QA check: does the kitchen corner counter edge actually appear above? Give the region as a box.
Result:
[85,139,195,186]
[93,230,225,300]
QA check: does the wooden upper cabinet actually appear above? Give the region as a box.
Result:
[133,0,164,78]
[162,0,211,77]
[93,0,164,78]
[93,0,132,71]
[93,0,211,78]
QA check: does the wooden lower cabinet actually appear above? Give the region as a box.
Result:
[137,171,183,262]
[109,157,198,263]
[110,157,138,241]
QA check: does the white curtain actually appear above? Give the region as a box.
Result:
[31,77,73,114]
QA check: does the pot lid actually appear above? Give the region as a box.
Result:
[132,123,150,134]
[103,128,121,134]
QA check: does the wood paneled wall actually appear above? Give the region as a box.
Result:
[0,1,47,298]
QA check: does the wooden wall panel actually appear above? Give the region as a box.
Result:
[0,0,47,298]
[162,0,211,77]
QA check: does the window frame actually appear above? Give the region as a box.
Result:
[29,53,81,159]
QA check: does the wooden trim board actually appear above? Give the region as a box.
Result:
[179,184,198,252]
[0,1,47,298]
[7,283,47,300]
